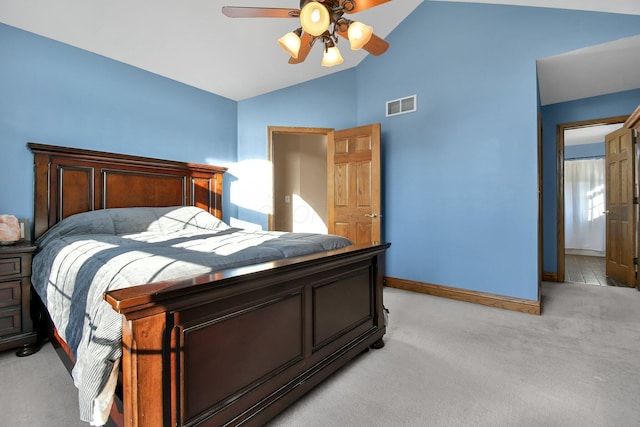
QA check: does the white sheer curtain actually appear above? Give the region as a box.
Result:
[564,158,606,253]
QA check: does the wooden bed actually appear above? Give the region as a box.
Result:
[28,143,389,427]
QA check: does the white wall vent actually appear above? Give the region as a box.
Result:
[386,95,417,117]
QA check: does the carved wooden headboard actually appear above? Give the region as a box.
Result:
[29,143,226,240]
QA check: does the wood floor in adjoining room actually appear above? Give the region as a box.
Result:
[565,254,628,287]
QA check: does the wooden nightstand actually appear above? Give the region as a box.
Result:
[0,242,39,356]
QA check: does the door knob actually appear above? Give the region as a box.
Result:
[364,213,380,218]
[603,210,613,215]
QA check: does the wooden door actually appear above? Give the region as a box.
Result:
[328,124,382,244]
[605,127,636,287]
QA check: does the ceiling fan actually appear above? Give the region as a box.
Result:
[222,0,391,66]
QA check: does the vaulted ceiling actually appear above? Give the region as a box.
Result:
[1,0,639,102]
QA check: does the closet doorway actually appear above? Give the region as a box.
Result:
[269,127,331,233]
[557,116,629,286]
[268,124,382,244]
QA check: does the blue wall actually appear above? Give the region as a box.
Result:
[238,2,640,301]
[3,2,640,302]
[0,23,237,222]
[541,89,640,273]
[565,143,605,160]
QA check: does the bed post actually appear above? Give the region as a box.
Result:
[120,312,172,427]
[370,248,387,349]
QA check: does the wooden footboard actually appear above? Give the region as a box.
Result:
[105,242,388,427]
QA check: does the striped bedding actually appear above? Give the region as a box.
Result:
[31,206,352,425]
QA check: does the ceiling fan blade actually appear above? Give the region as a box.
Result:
[348,0,391,14]
[222,6,300,18]
[289,32,314,64]
[337,30,389,56]
[360,33,389,55]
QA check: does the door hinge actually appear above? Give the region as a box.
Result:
[634,257,638,265]
[635,197,639,205]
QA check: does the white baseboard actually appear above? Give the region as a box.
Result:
[565,249,604,257]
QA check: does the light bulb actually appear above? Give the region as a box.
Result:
[300,2,331,37]
[321,46,344,67]
[278,31,301,58]
[348,22,373,50]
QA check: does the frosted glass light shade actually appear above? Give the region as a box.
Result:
[278,31,301,58]
[321,46,344,67]
[299,2,330,36]
[347,21,373,50]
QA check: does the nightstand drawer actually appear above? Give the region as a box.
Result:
[0,256,21,279]
[0,244,37,353]
[0,306,21,336]
[0,280,21,308]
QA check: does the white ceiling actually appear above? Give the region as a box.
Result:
[564,123,624,146]
[1,0,639,101]
[537,34,640,106]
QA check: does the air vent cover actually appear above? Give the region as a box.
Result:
[386,95,417,117]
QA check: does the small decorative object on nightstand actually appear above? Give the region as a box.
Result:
[0,214,21,245]
[0,241,39,356]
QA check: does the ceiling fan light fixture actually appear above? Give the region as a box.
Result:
[321,45,344,67]
[222,0,390,66]
[347,21,373,50]
[299,1,331,37]
[278,29,302,58]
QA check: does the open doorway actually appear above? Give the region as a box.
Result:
[268,126,332,233]
[557,116,628,286]
[268,123,383,243]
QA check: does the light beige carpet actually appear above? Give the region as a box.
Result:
[271,282,640,426]
[1,282,639,427]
